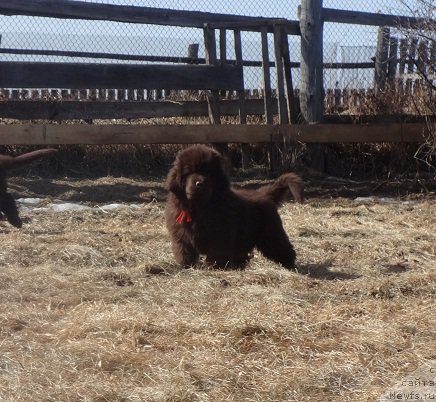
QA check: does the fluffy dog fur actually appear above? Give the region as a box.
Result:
[165,145,304,269]
[0,148,58,228]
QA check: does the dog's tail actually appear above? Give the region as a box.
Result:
[0,148,58,171]
[258,172,304,205]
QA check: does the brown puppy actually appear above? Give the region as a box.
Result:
[0,148,58,228]
[165,145,303,269]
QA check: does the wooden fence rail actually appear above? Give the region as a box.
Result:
[0,62,244,90]
[0,0,434,147]
[0,85,429,120]
[0,123,426,145]
[0,0,301,34]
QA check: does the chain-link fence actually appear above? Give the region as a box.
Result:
[0,0,424,95]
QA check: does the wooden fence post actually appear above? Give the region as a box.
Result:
[260,26,277,171]
[405,37,418,96]
[273,25,289,126]
[187,43,199,61]
[299,0,325,171]
[299,0,324,123]
[398,38,408,94]
[233,28,249,170]
[203,24,227,156]
[186,43,199,98]
[375,27,390,94]
[387,36,398,89]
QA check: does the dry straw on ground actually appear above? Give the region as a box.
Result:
[0,176,435,402]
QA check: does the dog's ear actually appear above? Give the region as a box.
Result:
[165,165,184,198]
[210,151,231,190]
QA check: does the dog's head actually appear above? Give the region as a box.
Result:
[165,145,230,203]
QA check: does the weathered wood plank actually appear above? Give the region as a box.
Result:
[203,25,221,125]
[375,27,390,93]
[233,29,247,125]
[233,28,249,169]
[0,62,243,90]
[260,27,273,125]
[273,25,289,125]
[387,36,398,87]
[280,28,297,123]
[405,38,418,95]
[397,38,408,92]
[0,49,375,70]
[282,123,426,143]
[3,97,425,124]
[0,123,426,145]
[0,0,300,34]
[208,19,300,35]
[0,99,275,120]
[219,28,228,98]
[322,7,435,30]
[0,124,274,145]
[299,0,324,123]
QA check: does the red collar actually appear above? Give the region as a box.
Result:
[176,209,192,224]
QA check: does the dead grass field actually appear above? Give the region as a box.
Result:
[0,175,435,402]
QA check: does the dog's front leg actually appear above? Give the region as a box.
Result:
[171,239,199,267]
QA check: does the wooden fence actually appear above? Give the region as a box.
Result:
[374,27,436,94]
[0,0,433,147]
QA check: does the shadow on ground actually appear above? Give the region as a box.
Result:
[8,173,436,205]
[297,262,361,280]
[9,176,167,203]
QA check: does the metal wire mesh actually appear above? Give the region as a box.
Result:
[0,1,424,94]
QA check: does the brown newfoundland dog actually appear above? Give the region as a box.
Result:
[0,148,58,228]
[165,145,303,269]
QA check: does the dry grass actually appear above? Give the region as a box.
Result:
[0,175,435,402]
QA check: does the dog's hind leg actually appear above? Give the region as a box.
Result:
[0,192,22,228]
[256,211,296,270]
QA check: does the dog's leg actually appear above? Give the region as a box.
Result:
[171,239,199,267]
[205,252,234,269]
[0,193,22,228]
[204,233,246,269]
[257,230,296,269]
[231,252,251,270]
[205,249,249,270]
[256,212,296,269]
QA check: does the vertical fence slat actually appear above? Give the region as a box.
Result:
[273,24,289,125]
[261,27,273,125]
[219,28,227,98]
[417,40,428,76]
[136,89,144,101]
[107,89,116,101]
[280,26,297,123]
[233,28,250,169]
[387,36,398,89]
[260,26,278,171]
[398,38,408,94]
[203,24,220,125]
[203,24,227,155]
[127,89,135,101]
[233,29,246,126]
[375,26,390,93]
[405,37,418,96]
[98,89,107,101]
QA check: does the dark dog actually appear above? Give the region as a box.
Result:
[165,145,303,269]
[0,148,58,227]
